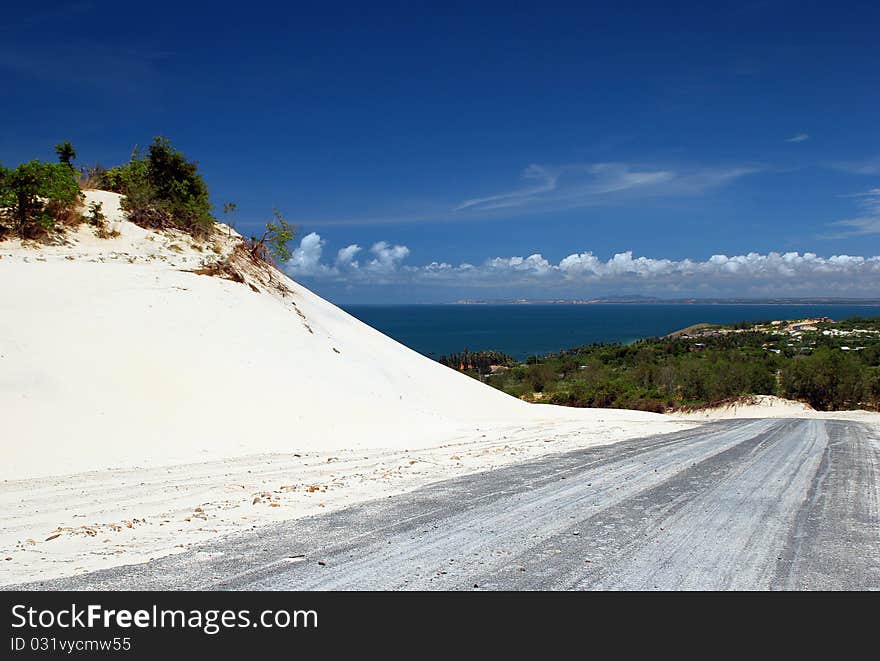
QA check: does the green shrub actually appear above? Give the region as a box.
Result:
[87,200,106,225]
[781,347,865,410]
[0,165,10,239]
[109,138,214,235]
[525,363,557,393]
[95,164,125,192]
[0,160,82,239]
[86,201,119,239]
[248,208,296,263]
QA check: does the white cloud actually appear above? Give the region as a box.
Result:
[785,133,810,143]
[283,232,880,295]
[335,244,362,269]
[286,232,329,276]
[486,254,554,275]
[366,241,410,274]
[586,163,674,194]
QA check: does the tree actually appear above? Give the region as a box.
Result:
[780,347,864,410]
[54,142,77,169]
[249,208,296,263]
[526,363,556,393]
[0,160,82,239]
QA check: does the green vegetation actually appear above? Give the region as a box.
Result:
[86,200,105,225]
[0,160,82,239]
[1,139,294,267]
[222,201,238,233]
[438,350,516,377]
[85,200,119,239]
[446,318,880,412]
[54,141,77,169]
[247,209,296,263]
[100,137,214,235]
[0,137,216,241]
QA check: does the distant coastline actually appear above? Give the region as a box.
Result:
[450,297,880,306]
[344,302,880,361]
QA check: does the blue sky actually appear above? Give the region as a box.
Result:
[2,1,879,302]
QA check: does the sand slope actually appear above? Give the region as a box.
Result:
[0,191,668,481]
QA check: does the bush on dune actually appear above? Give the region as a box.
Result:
[0,160,82,239]
[246,208,296,264]
[101,137,214,236]
[1,139,298,265]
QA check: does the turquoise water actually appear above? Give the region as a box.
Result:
[341,304,880,361]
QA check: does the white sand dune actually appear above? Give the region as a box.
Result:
[1,192,674,482]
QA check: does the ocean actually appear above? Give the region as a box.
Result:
[341,303,880,361]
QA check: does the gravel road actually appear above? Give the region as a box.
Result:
[13,418,880,590]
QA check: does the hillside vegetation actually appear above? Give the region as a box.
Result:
[449,317,880,412]
[0,139,294,264]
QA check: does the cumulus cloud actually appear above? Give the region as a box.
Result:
[286,235,364,276]
[556,250,877,282]
[286,232,328,276]
[284,233,880,295]
[367,241,410,273]
[486,254,555,276]
[335,244,362,269]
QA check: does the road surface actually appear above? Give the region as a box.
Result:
[13,418,880,590]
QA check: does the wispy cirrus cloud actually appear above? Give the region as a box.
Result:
[298,160,760,227]
[823,188,880,238]
[285,232,880,295]
[785,133,810,143]
[452,162,759,214]
[455,164,560,211]
[830,157,880,175]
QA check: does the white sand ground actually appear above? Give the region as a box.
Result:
[0,191,698,584]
